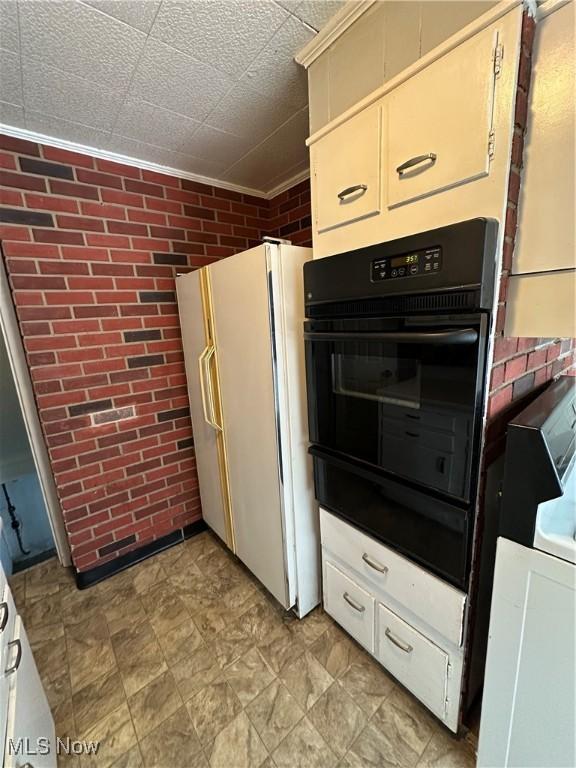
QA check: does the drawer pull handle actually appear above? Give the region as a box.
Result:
[337,184,367,201]
[343,592,365,613]
[5,638,22,674]
[0,601,8,632]
[396,153,437,176]
[362,553,388,574]
[385,627,413,654]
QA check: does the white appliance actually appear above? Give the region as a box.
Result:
[176,242,320,616]
[1,520,55,768]
[478,376,576,768]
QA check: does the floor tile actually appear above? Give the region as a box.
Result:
[130,558,167,595]
[139,705,203,768]
[141,581,191,636]
[154,614,204,666]
[111,621,157,664]
[376,686,436,756]
[238,602,286,645]
[186,679,242,747]
[212,620,255,669]
[280,650,334,711]
[61,587,105,627]
[286,608,332,647]
[196,544,235,578]
[171,644,221,702]
[207,711,269,768]
[25,558,62,602]
[81,702,137,768]
[246,679,304,752]
[45,669,75,735]
[102,585,147,636]
[338,654,395,717]
[117,636,168,697]
[67,614,116,692]
[127,669,183,740]
[272,716,337,768]
[194,600,230,641]
[310,625,362,678]
[224,647,275,706]
[8,571,26,608]
[416,730,477,768]
[30,633,69,684]
[109,745,143,768]
[73,668,126,736]
[20,590,62,629]
[308,682,367,758]
[258,623,306,676]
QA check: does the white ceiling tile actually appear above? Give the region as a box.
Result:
[130,38,235,122]
[106,134,228,177]
[223,107,308,187]
[25,110,110,147]
[0,0,19,53]
[266,157,309,192]
[23,61,124,131]
[0,48,23,105]
[294,0,347,31]
[0,100,25,126]
[150,0,289,78]
[204,81,295,141]
[241,15,314,109]
[83,0,162,32]
[187,124,254,167]
[114,98,201,153]
[274,0,302,12]
[19,0,146,90]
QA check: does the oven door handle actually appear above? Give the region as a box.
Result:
[304,328,478,345]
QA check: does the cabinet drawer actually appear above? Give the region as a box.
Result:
[377,602,448,719]
[313,106,382,233]
[0,581,16,673]
[387,24,497,207]
[320,508,465,646]
[324,560,375,652]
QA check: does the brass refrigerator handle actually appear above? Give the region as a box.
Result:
[198,345,222,432]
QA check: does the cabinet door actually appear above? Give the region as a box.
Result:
[313,106,382,233]
[4,617,56,768]
[387,25,498,207]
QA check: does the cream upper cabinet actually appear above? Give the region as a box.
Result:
[387,24,498,208]
[312,105,383,234]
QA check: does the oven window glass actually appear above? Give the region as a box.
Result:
[332,353,421,409]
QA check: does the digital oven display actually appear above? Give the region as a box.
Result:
[371,246,442,281]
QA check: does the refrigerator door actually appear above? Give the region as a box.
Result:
[209,245,291,608]
[176,269,232,548]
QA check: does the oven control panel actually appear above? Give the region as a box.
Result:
[371,246,442,282]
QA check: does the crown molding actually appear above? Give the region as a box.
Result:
[295,0,376,69]
[0,123,281,199]
[266,168,310,200]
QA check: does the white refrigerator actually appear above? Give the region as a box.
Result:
[176,242,320,617]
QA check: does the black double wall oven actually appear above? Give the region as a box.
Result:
[304,219,498,590]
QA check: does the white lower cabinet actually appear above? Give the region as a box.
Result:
[4,617,56,768]
[377,602,449,720]
[324,561,375,653]
[321,507,464,732]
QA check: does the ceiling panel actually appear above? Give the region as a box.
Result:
[22,60,124,131]
[242,15,314,109]
[84,0,162,33]
[0,0,19,52]
[19,0,146,90]
[0,0,347,194]
[150,0,289,78]
[129,38,235,122]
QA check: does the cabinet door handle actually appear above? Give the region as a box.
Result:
[337,184,367,200]
[0,601,8,632]
[396,153,437,176]
[343,592,365,613]
[385,627,413,653]
[5,638,22,674]
[362,553,388,574]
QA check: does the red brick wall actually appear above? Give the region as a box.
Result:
[0,134,311,572]
[486,12,574,433]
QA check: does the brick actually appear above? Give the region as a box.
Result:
[96,158,141,178]
[101,188,144,208]
[0,188,23,205]
[74,305,119,319]
[0,224,31,241]
[20,157,74,179]
[157,407,189,423]
[61,246,108,261]
[505,354,528,381]
[124,329,162,343]
[76,168,123,189]
[25,193,79,213]
[0,135,40,155]
[125,179,165,198]
[139,291,175,303]
[0,170,46,191]
[93,406,135,424]
[513,372,535,400]
[142,169,181,188]
[56,215,105,232]
[46,291,93,305]
[80,201,126,220]
[493,336,518,363]
[33,229,84,245]
[39,260,89,276]
[11,275,66,290]
[0,207,54,226]
[488,385,513,419]
[68,399,113,416]
[43,145,94,168]
[127,208,166,226]
[49,179,100,200]
[107,220,148,236]
[99,534,136,556]
[127,354,165,369]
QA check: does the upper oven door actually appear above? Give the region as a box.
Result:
[304,314,488,502]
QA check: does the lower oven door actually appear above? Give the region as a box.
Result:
[312,447,471,588]
[305,313,487,503]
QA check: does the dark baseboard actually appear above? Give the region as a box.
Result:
[75,518,208,589]
[12,547,57,574]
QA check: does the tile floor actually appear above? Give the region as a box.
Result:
[11,531,479,768]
